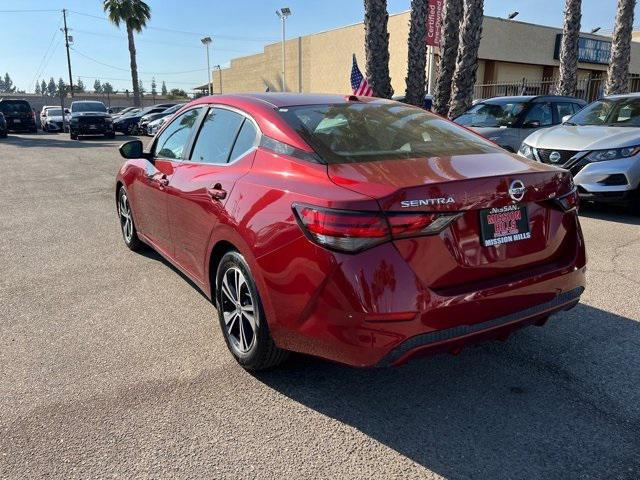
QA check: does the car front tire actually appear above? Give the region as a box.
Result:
[70,131,78,140]
[215,251,288,370]
[117,187,143,251]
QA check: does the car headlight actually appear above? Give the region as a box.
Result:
[585,146,640,162]
[518,143,534,159]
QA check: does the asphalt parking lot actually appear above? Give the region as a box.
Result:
[1,132,639,479]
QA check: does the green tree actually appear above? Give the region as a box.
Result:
[57,78,67,96]
[556,0,582,96]
[433,0,463,116]
[167,88,188,99]
[103,82,114,94]
[138,80,145,96]
[605,0,636,95]
[47,77,57,96]
[35,81,42,95]
[151,77,157,96]
[448,0,484,119]
[41,79,48,96]
[75,78,86,93]
[404,0,428,106]
[363,0,393,98]
[94,79,103,93]
[103,0,151,107]
[161,80,167,96]
[0,73,16,93]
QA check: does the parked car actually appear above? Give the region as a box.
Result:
[40,105,60,128]
[392,94,433,110]
[0,113,7,138]
[455,95,586,152]
[113,104,176,135]
[115,93,585,370]
[146,116,169,136]
[111,107,139,120]
[41,107,71,132]
[69,101,115,140]
[0,99,37,133]
[139,103,185,135]
[519,93,640,212]
[108,106,128,115]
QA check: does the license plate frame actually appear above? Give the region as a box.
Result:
[479,204,531,247]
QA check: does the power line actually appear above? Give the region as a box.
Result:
[76,75,199,88]
[30,21,63,88]
[0,9,59,13]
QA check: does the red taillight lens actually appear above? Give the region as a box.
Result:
[293,204,461,253]
[553,188,579,212]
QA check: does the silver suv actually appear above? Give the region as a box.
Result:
[519,93,640,213]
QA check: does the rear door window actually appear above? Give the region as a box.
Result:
[229,120,259,161]
[523,103,553,127]
[154,107,203,160]
[189,108,245,164]
[555,102,577,121]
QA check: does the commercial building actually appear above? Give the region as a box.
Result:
[198,11,640,100]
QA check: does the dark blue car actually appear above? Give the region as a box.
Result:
[113,103,177,135]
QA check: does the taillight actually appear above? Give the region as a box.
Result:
[552,188,579,212]
[293,204,461,253]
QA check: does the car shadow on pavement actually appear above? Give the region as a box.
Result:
[255,304,640,479]
[579,203,640,226]
[2,133,135,149]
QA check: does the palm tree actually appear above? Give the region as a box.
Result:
[605,0,636,95]
[448,0,484,119]
[103,0,151,107]
[364,0,393,98]
[433,0,464,116]
[404,0,428,106]
[556,0,582,96]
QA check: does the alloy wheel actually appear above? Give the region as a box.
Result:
[118,192,133,243]
[220,267,257,354]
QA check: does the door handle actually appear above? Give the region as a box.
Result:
[207,183,227,200]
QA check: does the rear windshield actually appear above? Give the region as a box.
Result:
[0,101,31,113]
[72,102,107,113]
[278,103,499,164]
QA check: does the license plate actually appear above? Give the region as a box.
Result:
[13,119,20,123]
[479,204,531,247]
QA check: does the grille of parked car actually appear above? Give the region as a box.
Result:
[79,116,104,126]
[535,149,578,165]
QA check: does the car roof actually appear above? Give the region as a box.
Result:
[193,93,393,109]
[604,92,640,100]
[481,95,585,103]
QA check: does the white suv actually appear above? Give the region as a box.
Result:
[519,93,640,213]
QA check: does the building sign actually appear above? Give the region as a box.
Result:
[426,0,443,47]
[554,34,612,65]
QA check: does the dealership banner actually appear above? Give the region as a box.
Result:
[426,0,443,47]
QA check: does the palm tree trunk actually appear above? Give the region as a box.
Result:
[605,0,636,95]
[404,0,428,106]
[433,0,463,116]
[126,25,141,107]
[448,0,484,119]
[556,0,582,96]
[364,0,394,98]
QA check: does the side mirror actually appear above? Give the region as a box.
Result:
[108,108,113,114]
[119,140,146,159]
[523,120,541,128]
[562,114,572,124]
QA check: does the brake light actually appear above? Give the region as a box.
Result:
[293,204,461,253]
[552,188,579,212]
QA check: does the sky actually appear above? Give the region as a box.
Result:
[0,0,636,94]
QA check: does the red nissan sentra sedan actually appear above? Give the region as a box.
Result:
[115,93,586,370]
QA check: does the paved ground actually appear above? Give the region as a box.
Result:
[0,132,639,480]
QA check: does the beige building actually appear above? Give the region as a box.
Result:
[199,11,640,99]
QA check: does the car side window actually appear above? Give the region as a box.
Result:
[571,103,583,114]
[524,103,553,127]
[229,120,259,162]
[555,102,576,121]
[190,108,244,164]
[154,108,203,160]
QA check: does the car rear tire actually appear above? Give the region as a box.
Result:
[70,132,78,140]
[117,187,143,251]
[106,132,115,139]
[215,251,289,370]
[630,189,640,216]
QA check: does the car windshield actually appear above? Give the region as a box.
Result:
[278,102,499,164]
[455,101,528,127]
[72,102,107,113]
[568,98,640,127]
[0,102,31,113]
[46,108,63,116]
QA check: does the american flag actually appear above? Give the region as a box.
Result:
[350,54,373,96]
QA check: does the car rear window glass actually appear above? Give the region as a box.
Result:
[0,101,31,113]
[278,103,499,164]
[190,108,244,164]
[72,102,107,113]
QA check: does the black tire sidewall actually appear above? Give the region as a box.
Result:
[215,251,271,368]
[117,186,141,250]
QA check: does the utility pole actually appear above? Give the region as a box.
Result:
[201,37,212,95]
[62,9,75,98]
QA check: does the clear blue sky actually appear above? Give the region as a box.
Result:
[0,0,634,93]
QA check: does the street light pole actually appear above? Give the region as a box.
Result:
[201,36,212,95]
[276,8,291,92]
